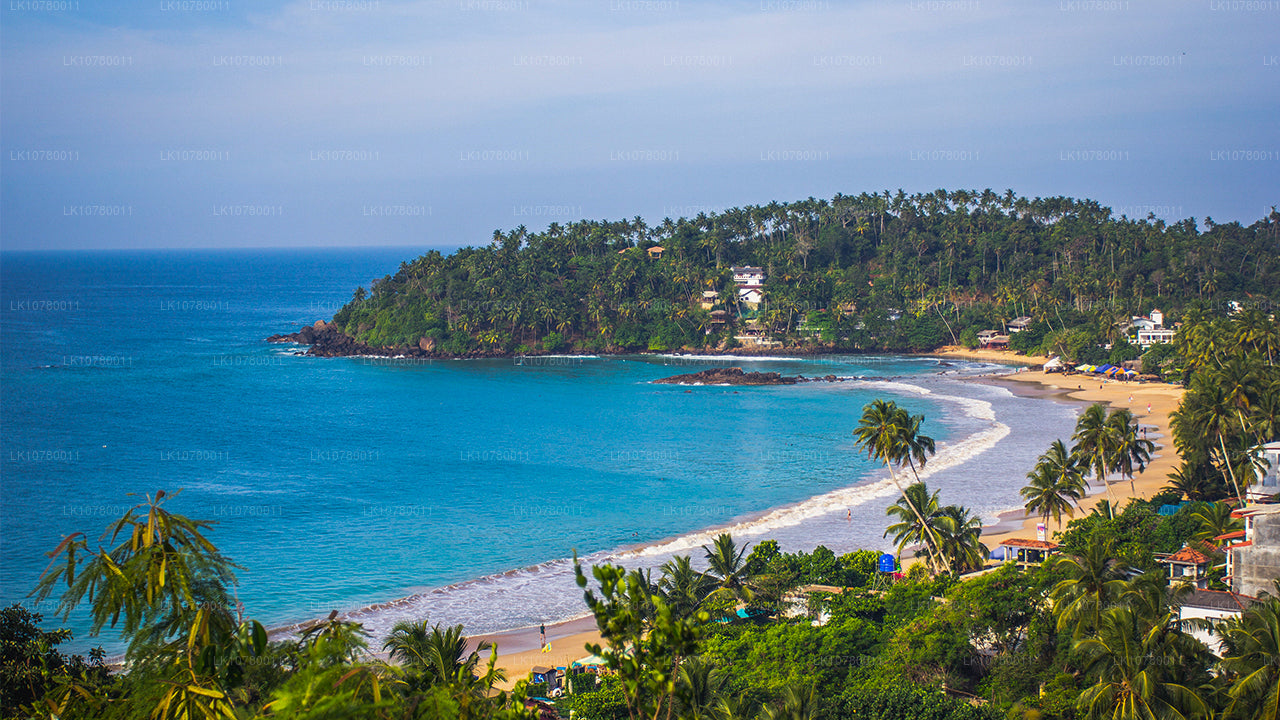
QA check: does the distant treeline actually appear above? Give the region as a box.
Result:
[328,190,1279,355]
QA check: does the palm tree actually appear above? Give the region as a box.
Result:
[675,656,728,720]
[1189,501,1244,544]
[383,619,433,669]
[1073,403,1121,518]
[1021,439,1087,530]
[1106,408,1156,494]
[895,408,936,482]
[1216,590,1280,720]
[658,555,716,622]
[936,504,989,575]
[854,399,943,571]
[1075,606,1208,720]
[883,482,946,574]
[702,534,754,610]
[760,684,818,720]
[1048,537,1130,638]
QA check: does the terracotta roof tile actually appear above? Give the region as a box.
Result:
[1165,547,1212,564]
[998,538,1059,550]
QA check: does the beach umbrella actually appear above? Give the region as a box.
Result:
[1076,364,1093,372]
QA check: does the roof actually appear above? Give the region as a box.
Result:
[1229,540,1255,549]
[1163,547,1212,565]
[999,538,1058,550]
[1213,530,1246,541]
[1178,588,1258,611]
[1235,504,1280,518]
[530,666,554,675]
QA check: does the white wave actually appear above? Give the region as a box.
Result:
[324,377,1011,644]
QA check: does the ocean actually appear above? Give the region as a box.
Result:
[0,248,1081,652]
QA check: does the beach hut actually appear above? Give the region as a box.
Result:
[1043,357,1063,372]
[996,538,1059,568]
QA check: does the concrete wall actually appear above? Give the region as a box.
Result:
[1235,513,1280,598]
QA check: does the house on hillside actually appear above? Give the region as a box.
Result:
[646,246,664,258]
[700,290,719,310]
[1137,327,1177,348]
[1177,589,1257,655]
[1007,317,1033,333]
[731,266,765,306]
[1156,546,1214,589]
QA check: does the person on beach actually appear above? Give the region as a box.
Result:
[847,509,851,522]
[1147,402,1152,414]
[539,623,546,649]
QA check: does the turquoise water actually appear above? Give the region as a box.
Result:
[0,249,1079,651]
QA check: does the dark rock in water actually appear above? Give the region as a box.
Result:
[267,323,386,357]
[653,367,851,386]
[653,367,797,386]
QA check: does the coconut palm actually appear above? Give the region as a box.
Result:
[1021,439,1087,530]
[854,399,943,571]
[675,656,729,720]
[1107,408,1157,494]
[1174,374,1248,505]
[702,533,755,609]
[1072,403,1120,518]
[760,683,818,720]
[895,407,936,482]
[1216,590,1280,720]
[1189,501,1244,544]
[1075,606,1208,720]
[936,504,989,575]
[1048,537,1130,638]
[1163,458,1221,502]
[658,555,716,622]
[883,482,947,574]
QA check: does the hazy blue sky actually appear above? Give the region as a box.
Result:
[2,0,1276,250]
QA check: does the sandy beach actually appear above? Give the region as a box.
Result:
[484,350,1186,687]
[977,366,1185,547]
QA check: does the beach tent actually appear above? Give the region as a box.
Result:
[1075,364,1095,372]
[572,654,608,670]
[1043,357,1063,370]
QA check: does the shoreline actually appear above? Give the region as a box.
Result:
[264,349,1162,686]
[972,370,1184,550]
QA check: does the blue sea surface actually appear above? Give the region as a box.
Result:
[0,248,1080,652]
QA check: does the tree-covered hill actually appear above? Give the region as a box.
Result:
[324,190,1279,357]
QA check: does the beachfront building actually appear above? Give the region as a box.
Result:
[1176,589,1257,655]
[1227,504,1280,597]
[1155,546,1214,589]
[700,290,719,310]
[996,538,1058,568]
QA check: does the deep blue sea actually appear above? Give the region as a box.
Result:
[0,248,1081,652]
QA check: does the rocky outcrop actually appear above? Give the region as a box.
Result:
[653,367,783,385]
[267,323,385,357]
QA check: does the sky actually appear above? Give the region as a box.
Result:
[1,0,1277,251]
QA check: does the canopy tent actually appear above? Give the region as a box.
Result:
[1076,364,1096,372]
[572,655,608,669]
[1043,357,1063,370]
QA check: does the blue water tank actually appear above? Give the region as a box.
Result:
[878,553,896,572]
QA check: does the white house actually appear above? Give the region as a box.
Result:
[1177,589,1256,656]
[731,266,765,285]
[1150,308,1164,327]
[1137,327,1177,348]
[1007,316,1033,332]
[731,266,765,306]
